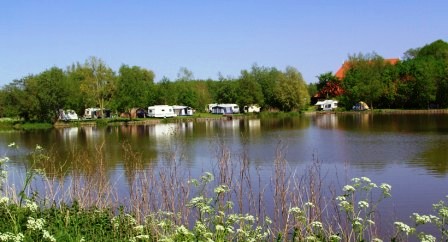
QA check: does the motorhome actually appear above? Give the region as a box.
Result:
[147,105,177,118]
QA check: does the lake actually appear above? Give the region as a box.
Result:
[1,112,448,237]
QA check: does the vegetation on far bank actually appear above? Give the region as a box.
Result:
[1,39,446,124]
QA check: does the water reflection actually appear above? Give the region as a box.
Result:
[410,140,448,176]
[1,115,448,225]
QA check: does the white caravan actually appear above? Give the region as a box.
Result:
[211,104,240,114]
[315,100,338,111]
[173,105,193,116]
[147,105,177,118]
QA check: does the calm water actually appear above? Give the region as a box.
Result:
[1,113,448,234]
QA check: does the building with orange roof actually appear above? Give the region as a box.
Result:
[334,58,399,80]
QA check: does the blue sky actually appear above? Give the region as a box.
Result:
[1,1,447,86]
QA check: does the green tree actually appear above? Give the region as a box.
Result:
[0,79,29,118]
[19,67,70,122]
[272,67,309,111]
[236,70,264,109]
[250,65,282,110]
[79,57,116,115]
[342,53,388,109]
[114,65,155,113]
[153,77,175,105]
[215,79,238,104]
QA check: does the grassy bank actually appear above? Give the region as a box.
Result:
[0,142,447,241]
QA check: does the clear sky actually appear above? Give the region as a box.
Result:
[1,1,447,86]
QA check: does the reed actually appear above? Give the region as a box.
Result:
[1,139,446,241]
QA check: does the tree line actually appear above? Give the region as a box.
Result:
[1,39,445,122]
[310,39,448,110]
[0,58,309,122]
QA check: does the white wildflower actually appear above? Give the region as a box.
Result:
[394,221,414,235]
[25,200,38,212]
[42,229,56,242]
[358,200,369,209]
[135,235,150,240]
[304,202,315,207]
[176,225,191,236]
[214,184,229,194]
[311,221,323,229]
[0,197,9,205]
[360,177,371,183]
[339,200,352,211]
[418,233,436,242]
[412,213,432,225]
[215,224,225,231]
[133,225,144,234]
[305,235,317,241]
[0,232,24,242]
[380,183,392,197]
[26,217,45,231]
[8,142,16,148]
[329,234,341,241]
[343,185,356,193]
[288,207,302,215]
[372,238,383,242]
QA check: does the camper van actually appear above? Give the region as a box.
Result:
[147,105,177,118]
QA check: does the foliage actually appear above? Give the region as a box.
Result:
[315,72,344,99]
[113,65,155,112]
[313,39,448,110]
[0,39,447,122]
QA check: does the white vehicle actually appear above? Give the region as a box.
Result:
[315,100,338,111]
[83,108,101,119]
[244,104,261,113]
[147,105,177,118]
[173,105,193,116]
[211,104,240,114]
[207,103,218,113]
[59,109,79,121]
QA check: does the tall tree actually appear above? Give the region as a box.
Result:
[79,57,116,115]
[342,53,387,109]
[236,70,264,109]
[273,67,309,111]
[114,65,155,112]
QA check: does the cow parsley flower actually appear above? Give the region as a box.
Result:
[343,185,356,193]
[358,200,369,209]
[394,221,414,235]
